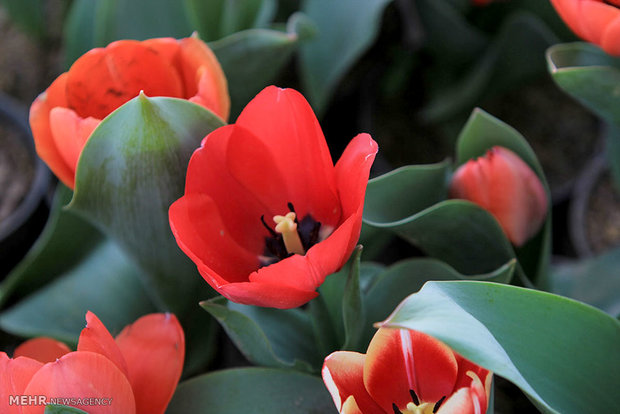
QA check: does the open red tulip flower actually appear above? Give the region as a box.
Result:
[322,328,492,414]
[449,146,548,247]
[0,311,184,414]
[29,36,230,189]
[550,0,620,56]
[169,86,378,309]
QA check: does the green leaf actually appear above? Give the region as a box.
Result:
[341,246,364,351]
[184,0,277,41]
[299,0,393,114]
[201,297,319,372]
[551,248,620,318]
[361,258,515,347]
[363,161,451,225]
[1,0,46,39]
[211,13,313,119]
[0,185,103,308]
[383,281,620,414]
[44,405,89,414]
[167,367,336,413]
[0,240,155,345]
[69,95,224,314]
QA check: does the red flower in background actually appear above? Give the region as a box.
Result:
[322,328,492,414]
[29,36,230,189]
[449,146,548,247]
[0,312,184,414]
[169,86,378,309]
[550,0,620,56]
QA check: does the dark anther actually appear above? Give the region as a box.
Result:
[287,202,299,224]
[392,403,401,414]
[409,389,420,406]
[433,396,446,413]
[260,215,277,237]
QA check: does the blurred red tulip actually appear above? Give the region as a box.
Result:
[29,36,229,189]
[449,146,548,247]
[322,328,492,414]
[550,0,620,56]
[169,86,378,309]
[0,312,184,414]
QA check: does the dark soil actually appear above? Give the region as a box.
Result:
[0,122,33,222]
[586,172,620,254]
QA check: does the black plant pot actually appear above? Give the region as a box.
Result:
[0,91,50,280]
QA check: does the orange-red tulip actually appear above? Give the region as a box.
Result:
[322,328,492,414]
[0,312,184,414]
[449,146,548,247]
[169,86,378,309]
[29,36,230,189]
[550,0,620,56]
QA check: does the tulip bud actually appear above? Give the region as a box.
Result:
[450,146,548,247]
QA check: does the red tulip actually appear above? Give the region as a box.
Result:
[322,328,492,414]
[550,0,620,56]
[169,86,378,309]
[0,312,184,414]
[449,146,548,247]
[29,36,230,189]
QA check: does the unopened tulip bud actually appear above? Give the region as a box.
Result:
[450,146,548,247]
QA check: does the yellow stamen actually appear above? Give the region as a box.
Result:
[273,212,305,255]
[402,401,435,414]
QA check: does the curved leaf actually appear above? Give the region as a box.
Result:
[69,95,224,314]
[44,406,88,414]
[382,281,620,414]
[167,367,336,413]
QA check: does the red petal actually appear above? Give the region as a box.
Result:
[1,352,43,413]
[601,12,620,56]
[22,352,136,414]
[66,40,183,120]
[77,311,129,377]
[169,194,259,285]
[364,329,458,412]
[13,338,71,363]
[115,313,184,414]
[579,1,619,44]
[436,388,475,414]
[322,351,384,414]
[550,0,592,41]
[177,36,230,121]
[29,73,76,188]
[341,396,365,414]
[235,86,341,226]
[218,280,319,309]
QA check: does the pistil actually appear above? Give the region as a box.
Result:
[273,212,305,255]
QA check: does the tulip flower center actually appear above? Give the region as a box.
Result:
[259,203,329,267]
[393,390,446,414]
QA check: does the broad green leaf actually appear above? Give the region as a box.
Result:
[201,297,319,372]
[211,12,314,119]
[551,248,620,318]
[383,281,620,414]
[184,0,277,41]
[361,258,515,348]
[44,406,88,414]
[1,0,46,39]
[167,367,336,413]
[69,96,224,314]
[0,185,102,308]
[299,0,392,114]
[0,240,155,345]
[454,109,552,285]
[341,246,364,351]
[363,161,451,225]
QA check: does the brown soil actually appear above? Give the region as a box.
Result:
[0,122,33,222]
[586,172,620,254]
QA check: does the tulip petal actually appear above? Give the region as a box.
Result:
[364,329,458,412]
[601,14,620,56]
[436,387,475,414]
[322,351,384,414]
[114,313,184,414]
[65,40,184,119]
[1,352,44,413]
[22,352,136,414]
[218,280,319,309]
[30,73,75,188]
[341,396,365,414]
[550,0,592,41]
[77,311,129,377]
[13,338,71,363]
[49,107,99,186]
[578,1,619,44]
[236,86,341,226]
